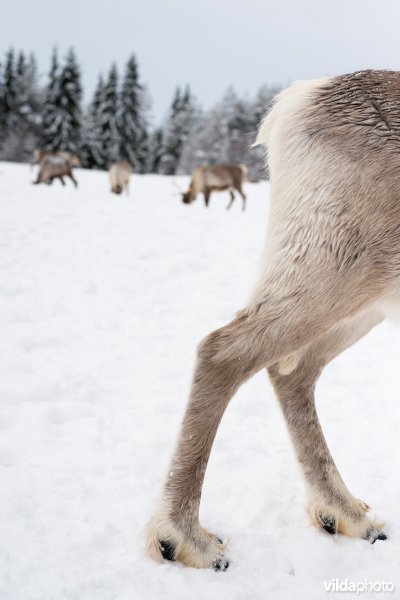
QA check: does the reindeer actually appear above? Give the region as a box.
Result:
[181,164,247,210]
[32,149,79,167]
[108,161,133,195]
[33,153,79,187]
[147,70,400,570]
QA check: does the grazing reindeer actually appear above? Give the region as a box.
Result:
[31,149,79,167]
[182,164,247,210]
[146,70,400,570]
[108,161,133,195]
[33,154,79,187]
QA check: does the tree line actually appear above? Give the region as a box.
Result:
[0,47,281,178]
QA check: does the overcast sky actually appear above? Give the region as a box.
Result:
[2,0,400,123]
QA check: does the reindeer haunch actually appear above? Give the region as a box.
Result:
[147,70,400,569]
[109,161,133,195]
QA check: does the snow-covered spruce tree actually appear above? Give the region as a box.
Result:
[5,51,42,161]
[96,63,120,169]
[0,48,42,161]
[178,105,228,174]
[117,54,148,173]
[1,49,18,142]
[222,86,281,180]
[246,84,281,180]
[146,127,164,173]
[251,84,280,132]
[0,57,6,146]
[42,48,82,153]
[178,85,281,180]
[177,88,247,176]
[222,87,254,166]
[159,86,198,175]
[80,75,105,168]
[57,48,82,153]
[41,48,62,151]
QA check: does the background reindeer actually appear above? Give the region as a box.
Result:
[181,164,247,210]
[33,153,80,187]
[31,149,78,167]
[108,161,133,195]
[147,69,399,570]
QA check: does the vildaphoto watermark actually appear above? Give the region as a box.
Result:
[323,579,396,594]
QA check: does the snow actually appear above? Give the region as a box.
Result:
[1,161,400,599]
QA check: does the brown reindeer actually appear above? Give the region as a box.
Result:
[33,153,79,187]
[108,161,133,195]
[147,70,400,570]
[181,164,247,210]
[32,149,80,167]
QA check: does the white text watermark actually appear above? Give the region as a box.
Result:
[324,579,396,594]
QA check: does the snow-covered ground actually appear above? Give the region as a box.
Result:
[1,162,400,599]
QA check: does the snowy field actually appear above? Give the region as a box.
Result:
[1,162,400,600]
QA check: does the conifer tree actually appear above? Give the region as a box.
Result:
[246,84,281,179]
[224,89,253,165]
[160,86,198,175]
[177,106,227,174]
[160,87,179,173]
[97,63,120,168]
[2,48,18,132]
[146,127,164,173]
[80,75,105,168]
[0,58,6,144]
[178,84,281,179]
[0,48,41,160]
[7,51,41,160]
[57,48,82,152]
[41,48,82,152]
[14,52,40,123]
[118,54,148,172]
[42,48,62,150]
[251,84,279,131]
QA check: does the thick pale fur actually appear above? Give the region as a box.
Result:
[147,503,226,568]
[147,70,400,569]
[109,161,133,195]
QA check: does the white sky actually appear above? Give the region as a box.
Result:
[2,0,400,123]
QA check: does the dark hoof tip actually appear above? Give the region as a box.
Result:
[363,528,388,544]
[320,515,336,535]
[371,532,388,544]
[159,539,176,561]
[212,557,230,572]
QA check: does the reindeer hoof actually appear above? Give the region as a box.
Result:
[212,556,230,571]
[363,528,388,544]
[319,514,337,535]
[316,510,387,543]
[159,539,176,561]
[147,511,230,569]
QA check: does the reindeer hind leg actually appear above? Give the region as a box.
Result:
[226,190,235,210]
[268,307,387,544]
[68,171,78,188]
[237,185,246,211]
[147,255,388,569]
